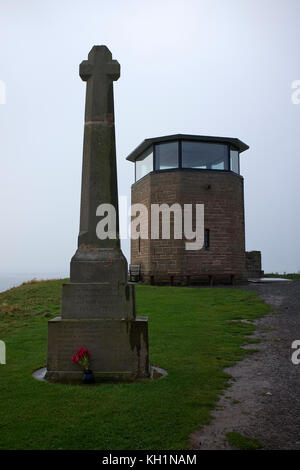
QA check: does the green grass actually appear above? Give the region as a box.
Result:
[264,272,300,280]
[226,431,263,450]
[0,280,270,450]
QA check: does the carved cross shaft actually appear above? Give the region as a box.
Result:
[79,45,120,123]
[76,45,121,248]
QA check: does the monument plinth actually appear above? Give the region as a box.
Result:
[45,46,150,383]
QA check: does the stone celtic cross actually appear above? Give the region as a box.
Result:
[79,46,120,123]
[45,45,150,384]
[77,46,120,250]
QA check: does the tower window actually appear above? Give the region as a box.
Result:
[204,229,210,250]
[135,147,153,181]
[154,141,179,170]
[182,141,229,170]
[230,147,240,174]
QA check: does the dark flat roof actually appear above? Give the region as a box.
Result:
[126,133,249,162]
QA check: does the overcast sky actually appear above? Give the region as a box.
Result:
[0,0,299,276]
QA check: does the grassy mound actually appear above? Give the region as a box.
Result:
[0,281,269,450]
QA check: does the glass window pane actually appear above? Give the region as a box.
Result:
[230,149,239,174]
[135,147,153,181]
[155,141,179,170]
[182,141,229,170]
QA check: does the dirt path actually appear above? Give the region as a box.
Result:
[190,281,300,450]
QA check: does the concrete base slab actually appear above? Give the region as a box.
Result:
[248,277,292,283]
[33,365,167,384]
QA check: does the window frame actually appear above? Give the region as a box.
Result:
[134,139,241,182]
[153,140,180,171]
[134,145,154,182]
[181,139,230,171]
[229,145,240,174]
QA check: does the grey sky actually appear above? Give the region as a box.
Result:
[0,0,299,275]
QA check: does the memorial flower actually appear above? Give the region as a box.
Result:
[72,347,90,370]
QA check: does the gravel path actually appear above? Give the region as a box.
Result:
[190,281,300,450]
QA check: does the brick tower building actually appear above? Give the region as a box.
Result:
[126,134,249,285]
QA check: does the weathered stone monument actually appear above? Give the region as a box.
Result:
[45,46,150,382]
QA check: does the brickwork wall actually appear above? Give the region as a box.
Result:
[131,169,247,283]
[131,174,151,281]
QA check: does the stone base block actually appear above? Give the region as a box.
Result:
[45,316,150,383]
[70,247,128,284]
[61,282,135,320]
